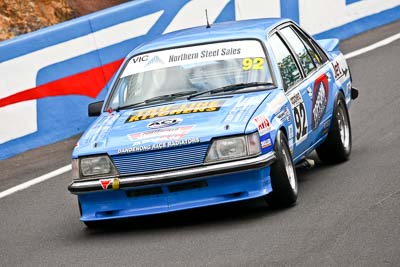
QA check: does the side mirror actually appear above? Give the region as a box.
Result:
[351,87,359,100]
[88,101,104,117]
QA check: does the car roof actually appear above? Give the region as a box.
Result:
[128,18,290,56]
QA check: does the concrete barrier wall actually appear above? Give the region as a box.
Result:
[1,0,399,159]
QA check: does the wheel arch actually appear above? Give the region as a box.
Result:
[335,89,350,117]
[269,125,288,145]
[279,126,288,140]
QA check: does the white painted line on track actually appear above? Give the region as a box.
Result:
[0,32,399,200]
[0,165,71,199]
[344,32,400,59]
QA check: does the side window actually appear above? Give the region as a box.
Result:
[293,26,328,65]
[280,26,316,76]
[269,34,302,90]
[309,38,328,64]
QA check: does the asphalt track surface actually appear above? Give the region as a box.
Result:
[1,21,400,266]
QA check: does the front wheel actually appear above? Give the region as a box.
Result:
[265,130,298,207]
[316,93,351,164]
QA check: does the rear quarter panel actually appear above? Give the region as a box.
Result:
[329,52,352,105]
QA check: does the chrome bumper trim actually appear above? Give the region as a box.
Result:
[68,151,276,194]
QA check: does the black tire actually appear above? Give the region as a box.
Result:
[316,93,351,164]
[265,130,298,207]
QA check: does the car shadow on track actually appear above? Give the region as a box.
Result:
[82,197,288,235]
[81,152,340,236]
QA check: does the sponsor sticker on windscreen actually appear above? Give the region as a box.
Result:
[121,40,266,77]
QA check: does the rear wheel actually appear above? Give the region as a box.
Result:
[317,93,351,164]
[265,130,298,207]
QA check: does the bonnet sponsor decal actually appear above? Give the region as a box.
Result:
[125,100,225,123]
[224,96,260,123]
[128,125,193,142]
[147,117,183,129]
[82,113,120,146]
[312,74,329,130]
[117,137,200,154]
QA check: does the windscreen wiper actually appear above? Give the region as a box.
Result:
[187,82,275,99]
[143,90,198,103]
[115,90,198,111]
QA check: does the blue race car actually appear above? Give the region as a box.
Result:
[68,18,358,227]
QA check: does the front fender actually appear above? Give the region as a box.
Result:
[246,89,292,155]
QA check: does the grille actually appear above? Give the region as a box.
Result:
[111,143,209,175]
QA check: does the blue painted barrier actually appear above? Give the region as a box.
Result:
[0,0,399,160]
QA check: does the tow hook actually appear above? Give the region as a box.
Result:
[351,87,359,100]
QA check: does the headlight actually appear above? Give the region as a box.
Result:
[205,133,261,163]
[78,155,118,178]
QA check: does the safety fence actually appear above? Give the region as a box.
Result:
[0,0,399,159]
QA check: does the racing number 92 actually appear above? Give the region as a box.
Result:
[293,102,307,141]
[242,57,264,70]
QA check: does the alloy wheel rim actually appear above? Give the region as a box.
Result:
[282,147,297,193]
[337,104,350,152]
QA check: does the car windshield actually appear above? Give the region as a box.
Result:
[107,40,273,110]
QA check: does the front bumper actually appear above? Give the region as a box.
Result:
[68,151,276,194]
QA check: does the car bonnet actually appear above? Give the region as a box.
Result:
[73,91,270,157]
